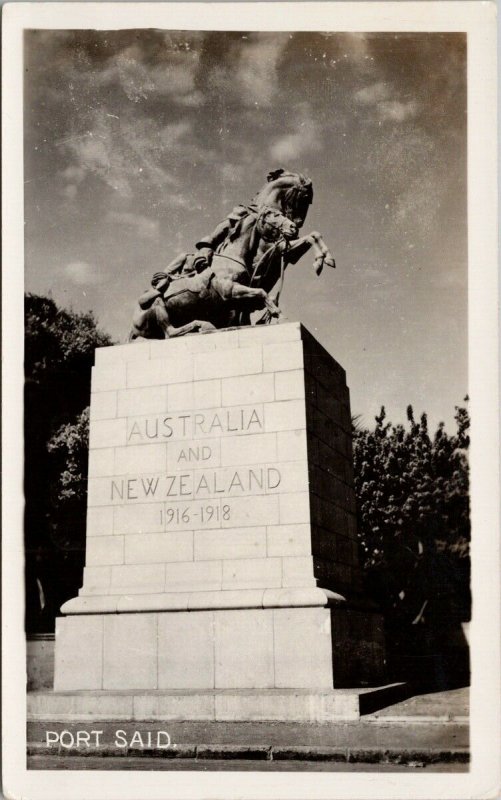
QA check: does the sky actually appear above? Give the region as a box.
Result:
[24,29,467,430]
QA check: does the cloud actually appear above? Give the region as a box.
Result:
[205,34,289,109]
[269,105,322,161]
[64,261,103,286]
[354,82,390,105]
[378,100,420,123]
[107,211,160,239]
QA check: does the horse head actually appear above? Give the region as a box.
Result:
[256,206,298,242]
[253,168,313,230]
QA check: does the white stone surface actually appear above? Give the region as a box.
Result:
[95,342,149,365]
[117,385,167,417]
[221,373,274,407]
[158,612,215,689]
[80,565,111,593]
[222,494,279,527]
[194,346,262,380]
[90,391,117,420]
[279,492,311,524]
[164,560,222,593]
[114,502,164,535]
[127,357,193,388]
[54,616,103,690]
[88,448,115,478]
[263,340,304,373]
[215,609,274,688]
[193,379,222,409]
[264,399,306,432]
[86,535,124,566]
[274,607,333,688]
[124,531,194,564]
[110,564,165,593]
[103,614,157,689]
[86,506,114,537]
[222,557,282,590]
[91,363,127,392]
[281,556,316,587]
[194,527,266,561]
[277,429,308,461]
[237,322,301,348]
[114,443,167,475]
[220,432,276,467]
[167,382,194,411]
[275,370,305,401]
[89,417,126,449]
[267,524,312,557]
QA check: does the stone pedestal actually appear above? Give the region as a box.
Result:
[55,322,385,693]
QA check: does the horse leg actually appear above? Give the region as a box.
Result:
[282,232,335,275]
[228,282,281,318]
[165,319,216,338]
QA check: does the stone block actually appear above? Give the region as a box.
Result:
[81,566,111,593]
[103,614,157,690]
[266,524,312,557]
[281,556,316,587]
[124,531,194,564]
[167,382,194,411]
[277,429,308,462]
[114,502,164,535]
[194,527,266,561]
[133,692,216,721]
[127,358,193,389]
[167,438,221,470]
[263,340,303,373]
[88,448,115,478]
[273,607,334,688]
[89,417,126,449]
[222,557,282,590]
[54,616,103,690]
[194,345,262,381]
[264,399,306,432]
[117,385,167,417]
[91,363,126,393]
[275,370,305,401]
[193,379,222,409]
[279,492,310,524]
[114,443,167,475]
[221,373,274,407]
[164,560,222,593]
[95,342,149,365]
[158,612,215,689]
[149,337,190,361]
[220,432,276,467]
[110,564,165,594]
[222,494,279,527]
[275,460,309,494]
[86,535,124,566]
[214,609,274,688]
[86,506,114,537]
[237,321,301,348]
[90,391,117,421]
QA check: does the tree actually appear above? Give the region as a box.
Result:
[24,293,113,632]
[352,403,471,685]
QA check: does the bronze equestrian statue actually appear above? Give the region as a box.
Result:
[130,169,335,340]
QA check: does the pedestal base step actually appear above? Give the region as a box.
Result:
[28,684,407,724]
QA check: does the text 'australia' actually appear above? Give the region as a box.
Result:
[127,407,263,442]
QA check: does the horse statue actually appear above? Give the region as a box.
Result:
[130,169,335,340]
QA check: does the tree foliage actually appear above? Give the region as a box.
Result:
[25,293,113,632]
[352,403,471,676]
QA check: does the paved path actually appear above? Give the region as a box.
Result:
[27,686,469,770]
